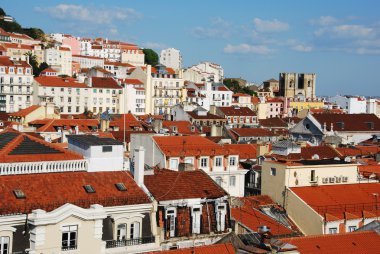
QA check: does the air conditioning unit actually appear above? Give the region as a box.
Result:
[335,176,342,183]
[342,176,348,182]
[329,177,335,183]
[322,177,328,184]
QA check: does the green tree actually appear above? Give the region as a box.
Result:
[24,52,39,76]
[38,62,49,74]
[143,48,159,66]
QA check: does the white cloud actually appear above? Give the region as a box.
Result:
[142,42,168,50]
[191,17,232,39]
[223,44,272,55]
[253,18,289,32]
[310,16,338,26]
[35,4,141,24]
[355,47,380,55]
[292,44,313,52]
[315,25,375,39]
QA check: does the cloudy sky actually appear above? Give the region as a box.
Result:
[2,0,380,96]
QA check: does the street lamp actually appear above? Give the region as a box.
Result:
[373,193,379,221]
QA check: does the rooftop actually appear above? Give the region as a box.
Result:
[34,76,88,88]
[282,231,380,254]
[91,77,121,89]
[67,134,123,146]
[144,169,228,201]
[218,106,256,116]
[0,171,150,215]
[313,113,380,132]
[146,243,235,254]
[8,105,41,118]
[230,128,278,137]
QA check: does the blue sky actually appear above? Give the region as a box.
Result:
[2,0,380,96]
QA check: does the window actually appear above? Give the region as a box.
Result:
[328,227,337,234]
[102,146,112,152]
[83,185,96,193]
[170,159,179,170]
[62,225,78,250]
[130,222,140,239]
[215,157,222,167]
[215,177,222,186]
[270,167,276,176]
[184,157,193,165]
[229,157,236,166]
[191,206,202,234]
[229,176,236,186]
[117,224,126,240]
[348,226,357,232]
[0,237,9,254]
[200,158,208,167]
[68,106,71,113]
[166,208,176,237]
[311,170,316,182]
[215,203,226,232]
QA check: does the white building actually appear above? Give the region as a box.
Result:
[72,55,104,69]
[206,82,233,107]
[328,95,367,114]
[0,56,33,112]
[160,48,182,70]
[104,61,134,79]
[120,46,145,66]
[44,46,72,76]
[184,61,224,83]
[120,79,146,115]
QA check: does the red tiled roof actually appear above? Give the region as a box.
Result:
[119,78,143,85]
[91,77,121,89]
[251,96,261,104]
[8,105,40,117]
[0,128,83,163]
[217,86,230,91]
[40,68,57,73]
[282,231,380,254]
[29,119,99,132]
[0,171,150,215]
[186,111,225,120]
[0,56,31,68]
[231,128,278,137]
[59,46,71,51]
[259,118,287,128]
[224,144,257,159]
[310,108,345,114]
[162,121,200,135]
[355,145,380,155]
[109,114,143,131]
[72,55,103,60]
[147,243,235,254]
[153,136,230,157]
[105,61,135,68]
[233,93,250,97]
[34,76,88,88]
[266,97,283,103]
[290,183,380,220]
[313,113,380,132]
[284,146,341,160]
[218,107,256,116]
[144,169,228,201]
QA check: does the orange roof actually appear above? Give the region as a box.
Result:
[29,119,99,132]
[34,76,88,88]
[162,121,200,135]
[290,183,380,221]
[283,146,341,160]
[147,243,235,254]
[0,55,31,68]
[153,136,230,157]
[59,46,71,51]
[0,171,150,215]
[231,128,277,137]
[109,114,143,131]
[0,128,83,163]
[105,61,134,68]
[233,93,250,97]
[144,169,228,201]
[40,68,57,73]
[119,78,143,85]
[218,106,256,116]
[91,77,121,89]
[8,105,40,117]
[282,231,380,254]
[223,144,257,159]
[72,55,103,60]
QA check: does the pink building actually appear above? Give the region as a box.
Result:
[62,35,80,55]
[266,97,284,118]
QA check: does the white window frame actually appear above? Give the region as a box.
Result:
[0,236,9,254]
[191,205,202,234]
[229,156,237,166]
[200,157,208,168]
[165,208,177,237]
[169,158,179,170]
[229,176,236,186]
[328,227,338,234]
[129,221,140,239]
[117,223,127,240]
[214,156,222,167]
[184,157,194,165]
[61,225,78,250]
[215,202,227,232]
[348,226,357,232]
[215,176,223,186]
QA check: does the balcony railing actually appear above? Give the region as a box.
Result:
[106,236,155,249]
[61,245,77,251]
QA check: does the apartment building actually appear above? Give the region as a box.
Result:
[160,48,182,70]
[104,61,134,79]
[184,62,224,83]
[266,97,284,118]
[231,93,253,109]
[0,56,33,112]
[44,46,72,76]
[88,77,123,114]
[119,78,146,115]
[120,45,145,66]
[1,43,44,63]
[215,106,257,127]
[72,55,104,69]
[328,95,367,114]
[33,76,89,114]
[130,135,247,197]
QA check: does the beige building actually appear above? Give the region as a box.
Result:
[44,46,72,76]
[279,73,316,99]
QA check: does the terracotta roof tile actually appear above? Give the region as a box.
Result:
[282,231,380,254]
[0,171,150,215]
[231,128,278,137]
[313,113,380,132]
[144,169,228,201]
[9,105,40,117]
[34,76,88,88]
[218,107,256,116]
[162,121,200,135]
[223,144,257,159]
[147,243,235,254]
[91,77,121,89]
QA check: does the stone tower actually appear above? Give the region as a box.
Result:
[279,73,316,98]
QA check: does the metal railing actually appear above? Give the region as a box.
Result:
[105,236,155,249]
[61,245,77,251]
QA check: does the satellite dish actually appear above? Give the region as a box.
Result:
[312,154,320,160]
[344,157,352,163]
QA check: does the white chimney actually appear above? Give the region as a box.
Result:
[134,146,145,186]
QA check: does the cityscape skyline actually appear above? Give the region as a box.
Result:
[2,0,380,96]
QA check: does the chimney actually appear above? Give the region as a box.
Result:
[134,146,145,187]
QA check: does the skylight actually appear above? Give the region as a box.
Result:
[115,183,127,191]
[83,185,96,193]
[13,189,26,199]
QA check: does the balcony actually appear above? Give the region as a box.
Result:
[1,90,32,95]
[61,245,77,251]
[105,236,155,249]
